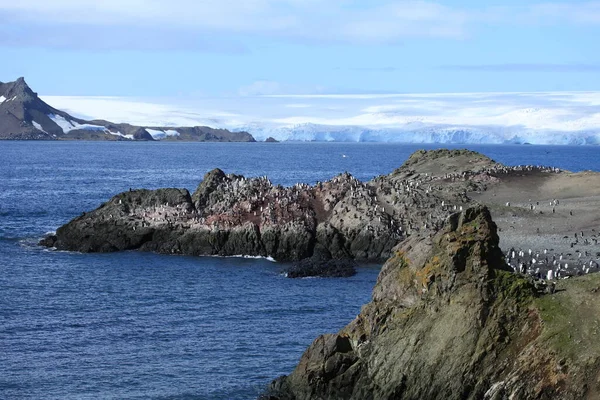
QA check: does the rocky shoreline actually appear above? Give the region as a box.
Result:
[40,148,600,398]
[264,206,600,400]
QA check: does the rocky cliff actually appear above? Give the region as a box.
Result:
[266,205,600,399]
[0,77,255,142]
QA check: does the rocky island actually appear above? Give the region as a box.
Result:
[0,77,255,142]
[40,149,600,398]
[41,150,493,262]
[41,149,600,275]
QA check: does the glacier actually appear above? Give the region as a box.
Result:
[41,91,600,145]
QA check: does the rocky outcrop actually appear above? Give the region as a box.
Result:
[0,77,256,142]
[284,246,357,278]
[41,167,421,261]
[284,259,357,278]
[44,146,489,260]
[265,205,600,399]
[39,149,542,262]
[165,126,255,142]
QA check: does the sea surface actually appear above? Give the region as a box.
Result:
[1,142,599,400]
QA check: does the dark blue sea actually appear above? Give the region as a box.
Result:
[1,142,598,400]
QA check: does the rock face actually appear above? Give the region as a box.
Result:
[0,77,255,142]
[265,206,598,400]
[42,148,482,261]
[42,167,426,261]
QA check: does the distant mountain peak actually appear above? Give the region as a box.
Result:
[0,77,256,142]
[0,77,37,103]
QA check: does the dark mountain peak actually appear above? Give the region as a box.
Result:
[0,77,257,142]
[0,77,37,103]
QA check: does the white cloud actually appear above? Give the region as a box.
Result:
[527,2,600,25]
[284,104,312,108]
[440,63,600,72]
[1,1,599,50]
[337,2,468,41]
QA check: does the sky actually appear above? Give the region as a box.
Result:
[1,0,599,97]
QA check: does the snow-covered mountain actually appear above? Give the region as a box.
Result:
[39,90,600,145]
[0,78,255,142]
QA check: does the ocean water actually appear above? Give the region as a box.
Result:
[1,142,598,400]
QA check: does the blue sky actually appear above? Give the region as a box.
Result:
[0,0,599,96]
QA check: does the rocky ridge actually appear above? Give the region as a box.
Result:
[0,77,255,142]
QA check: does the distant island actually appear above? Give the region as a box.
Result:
[0,77,256,142]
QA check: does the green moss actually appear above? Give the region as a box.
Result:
[534,274,600,362]
[492,270,536,305]
[536,295,575,357]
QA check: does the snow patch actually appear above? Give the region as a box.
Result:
[146,129,166,139]
[32,121,46,133]
[164,129,180,137]
[48,114,77,133]
[0,95,6,103]
[146,128,181,139]
[48,114,106,133]
[107,131,134,140]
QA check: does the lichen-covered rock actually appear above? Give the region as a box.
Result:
[266,206,598,400]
